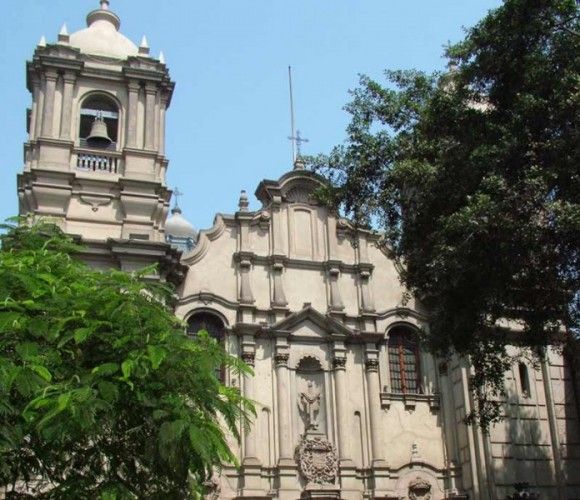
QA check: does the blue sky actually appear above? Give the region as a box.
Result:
[0,0,502,231]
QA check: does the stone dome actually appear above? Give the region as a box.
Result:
[165,207,198,241]
[69,1,138,59]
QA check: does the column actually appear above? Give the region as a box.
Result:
[126,81,140,148]
[41,70,58,138]
[332,348,350,461]
[275,348,292,462]
[59,72,76,140]
[365,345,384,464]
[241,347,258,462]
[144,83,157,150]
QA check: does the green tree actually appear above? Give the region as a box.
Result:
[0,221,254,498]
[309,0,579,428]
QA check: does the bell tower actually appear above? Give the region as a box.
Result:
[18,0,175,247]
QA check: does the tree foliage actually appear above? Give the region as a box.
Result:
[0,221,254,498]
[309,0,579,428]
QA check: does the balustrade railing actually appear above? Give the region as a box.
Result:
[76,150,121,174]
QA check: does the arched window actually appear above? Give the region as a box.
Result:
[187,311,226,381]
[79,94,119,150]
[187,312,225,342]
[518,362,530,398]
[388,326,422,395]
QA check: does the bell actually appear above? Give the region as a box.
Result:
[86,114,112,148]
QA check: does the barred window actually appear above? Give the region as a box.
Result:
[388,327,422,394]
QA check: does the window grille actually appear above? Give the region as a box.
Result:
[388,329,422,394]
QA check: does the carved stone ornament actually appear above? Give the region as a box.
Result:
[408,476,432,500]
[286,186,312,204]
[241,351,255,367]
[295,434,339,485]
[333,356,347,369]
[274,352,289,367]
[365,358,379,372]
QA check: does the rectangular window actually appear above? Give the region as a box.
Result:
[388,330,421,395]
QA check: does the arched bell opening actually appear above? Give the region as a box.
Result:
[79,94,119,150]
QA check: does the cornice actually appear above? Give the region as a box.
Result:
[179,292,240,310]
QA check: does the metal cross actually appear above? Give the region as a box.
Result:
[288,129,309,159]
[173,187,183,208]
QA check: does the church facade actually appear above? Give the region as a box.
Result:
[16,2,580,499]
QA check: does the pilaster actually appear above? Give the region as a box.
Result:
[126,81,140,148]
[144,82,157,151]
[269,255,288,309]
[29,77,41,141]
[332,343,358,493]
[240,336,266,497]
[364,343,390,494]
[158,93,169,155]
[34,75,45,138]
[59,72,76,140]
[41,69,58,138]
[326,260,344,313]
[357,263,375,313]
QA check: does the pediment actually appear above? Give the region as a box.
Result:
[271,306,352,338]
[255,170,327,207]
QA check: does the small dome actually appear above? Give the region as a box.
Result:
[69,1,138,59]
[165,207,197,240]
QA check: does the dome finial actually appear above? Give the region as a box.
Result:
[86,0,120,31]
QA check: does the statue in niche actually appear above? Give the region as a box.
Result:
[299,381,321,431]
